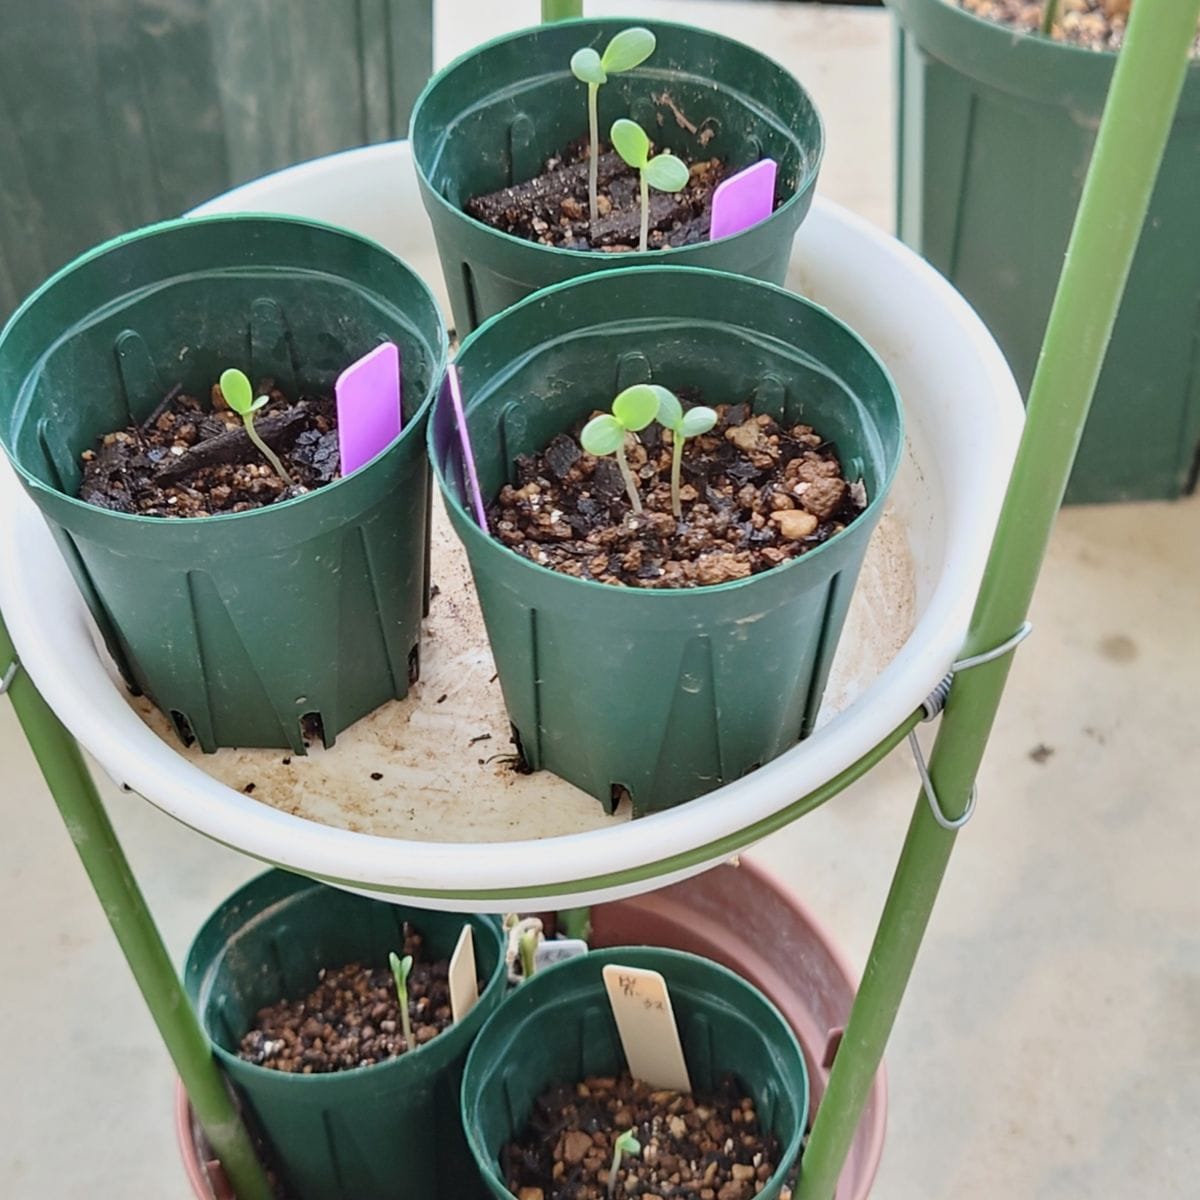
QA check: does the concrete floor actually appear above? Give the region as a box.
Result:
[2,2,1198,1198]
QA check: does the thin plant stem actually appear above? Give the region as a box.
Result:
[588,83,600,223]
[638,170,650,252]
[519,929,539,979]
[399,994,413,1049]
[542,0,583,19]
[607,1146,624,1199]
[670,434,684,518]
[615,441,642,513]
[242,415,295,487]
[1040,0,1060,35]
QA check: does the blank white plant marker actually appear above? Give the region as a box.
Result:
[449,924,480,1023]
[601,963,692,1093]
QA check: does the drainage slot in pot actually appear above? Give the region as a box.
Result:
[407,644,420,685]
[299,711,326,749]
[169,711,196,747]
[610,783,632,815]
[509,724,535,774]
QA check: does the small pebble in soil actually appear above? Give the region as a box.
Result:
[237,925,472,1073]
[503,1072,782,1200]
[487,398,864,588]
[370,771,384,781]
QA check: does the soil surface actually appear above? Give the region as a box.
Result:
[467,136,742,251]
[503,1072,784,1200]
[959,0,1200,55]
[238,925,460,1073]
[489,399,865,589]
[78,379,340,517]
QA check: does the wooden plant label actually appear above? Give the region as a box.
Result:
[601,963,692,1093]
[449,924,479,1023]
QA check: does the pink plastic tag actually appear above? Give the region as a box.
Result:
[447,365,489,531]
[709,159,778,241]
[336,342,402,476]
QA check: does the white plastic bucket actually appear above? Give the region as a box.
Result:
[0,141,1022,910]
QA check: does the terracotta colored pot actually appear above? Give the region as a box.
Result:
[177,859,886,1200]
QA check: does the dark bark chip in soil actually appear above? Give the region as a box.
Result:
[77,378,342,517]
[503,1071,784,1200]
[466,135,775,251]
[488,399,865,588]
[238,925,469,1073]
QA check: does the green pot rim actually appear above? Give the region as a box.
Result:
[432,264,903,601]
[0,211,450,528]
[193,871,509,1086]
[409,16,826,264]
[889,0,1200,98]
[462,945,809,1200]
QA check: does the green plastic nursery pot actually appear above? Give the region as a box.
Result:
[462,946,809,1200]
[891,0,1200,503]
[410,17,823,335]
[431,267,903,816]
[0,215,448,753]
[184,870,506,1200]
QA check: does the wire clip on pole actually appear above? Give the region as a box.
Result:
[910,621,1034,830]
[920,622,1034,720]
[0,657,18,696]
[907,730,976,831]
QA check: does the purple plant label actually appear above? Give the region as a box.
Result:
[336,342,402,477]
[709,158,778,241]
[447,365,489,531]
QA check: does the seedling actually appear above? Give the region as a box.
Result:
[651,388,718,518]
[580,384,661,513]
[389,951,414,1049]
[218,368,295,487]
[570,27,657,222]
[610,119,690,252]
[518,928,539,980]
[503,914,544,983]
[1040,0,1060,35]
[607,1129,642,1200]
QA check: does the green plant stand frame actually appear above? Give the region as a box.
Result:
[2,2,1197,1198]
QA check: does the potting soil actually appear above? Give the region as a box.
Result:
[959,0,1200,54]
[466,136,741,251]
[78,379,341,516]
[503,1071,782,1200]
[489,399,865,588]
[237,924,469,1072]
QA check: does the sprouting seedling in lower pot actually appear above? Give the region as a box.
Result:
[218,368,295,487]
[651,388,718,518]
[607,1129,642,1199]
[388,951,414,1049]
[580,384,662,513]
[571,27,657,223]
[609,119,690,252]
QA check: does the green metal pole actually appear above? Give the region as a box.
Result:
[797,2,1200,1196]
[0,615,274,1200]
[542,0,583,21]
